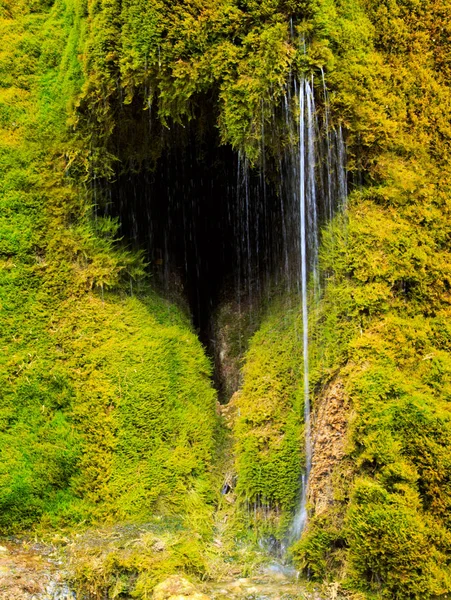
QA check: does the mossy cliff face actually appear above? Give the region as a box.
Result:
[233,299,303,520]
[0,0,218,532]
[232,1,451,598]
[291,1,451,597]
[1,0,451,599]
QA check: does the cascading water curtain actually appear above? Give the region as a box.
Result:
[288,75,347,541]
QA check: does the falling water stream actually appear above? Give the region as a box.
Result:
[288,76,347,542]
[289,77,314,541]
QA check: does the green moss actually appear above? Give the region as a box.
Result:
[345,479,451,599]
[0,0,219,534]
[233,296,304,521]
[67,522,211,599]
[289,0,451,594]
[291,513,345,581]
[2,0,451,597]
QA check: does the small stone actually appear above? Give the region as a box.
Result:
[152,539,166,552]
[153,575,211,600]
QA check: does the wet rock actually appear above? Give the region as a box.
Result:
[41,580,75,599]
[308,379,349,515]
[204,575,303,599]
[0,541,74,600]
[153,574,211,600]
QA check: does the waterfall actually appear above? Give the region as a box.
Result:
[103,66,347,536]
[288,76,347,542]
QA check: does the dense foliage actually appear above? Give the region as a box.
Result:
[228,0,451,597]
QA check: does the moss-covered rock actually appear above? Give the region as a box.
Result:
[233,297,304,521]
[2,0,451,598]
[0,0,219,533]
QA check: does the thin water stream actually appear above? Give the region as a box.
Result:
[288,76,347,542]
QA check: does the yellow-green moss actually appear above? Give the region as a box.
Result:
[233,296,304,517]
[2,0,451,598]
[288,0,451,595]
[0,0,219,533]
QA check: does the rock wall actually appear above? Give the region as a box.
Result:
[308,380,349,517]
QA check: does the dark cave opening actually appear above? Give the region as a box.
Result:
[106,122,297,352]
[98,89,348,397]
